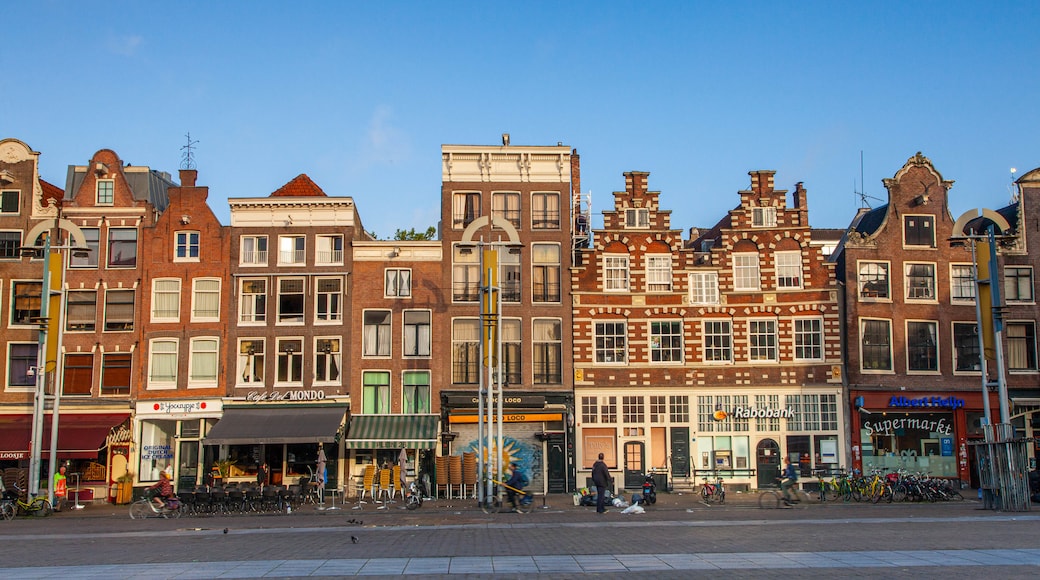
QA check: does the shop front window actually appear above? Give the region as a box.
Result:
[860,412,957,477]
[139,420,176,482]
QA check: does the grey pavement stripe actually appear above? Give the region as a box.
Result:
[4,549,1040,578]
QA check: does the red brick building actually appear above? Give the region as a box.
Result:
[135,168,230,490]
[573,170,844,492]
[835,152,994,484]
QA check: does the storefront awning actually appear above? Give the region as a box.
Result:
[0,413,129,460]
[343,414,439,449]
[203,406,347,446]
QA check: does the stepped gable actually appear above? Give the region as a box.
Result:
[270,174,328,197]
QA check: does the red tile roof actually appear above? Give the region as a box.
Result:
[40,178,64,207]
[270,174,328,197]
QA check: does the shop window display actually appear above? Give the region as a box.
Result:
[860,412,957,477]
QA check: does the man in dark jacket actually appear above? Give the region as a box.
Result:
[592,453,611,513]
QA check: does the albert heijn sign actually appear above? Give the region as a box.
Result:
[887,395,966,410]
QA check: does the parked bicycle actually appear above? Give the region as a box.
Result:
[700,474,725,504]
[813,469,842,502]
[10,484,52,517]
[1,488,15,520]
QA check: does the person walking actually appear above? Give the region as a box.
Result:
[53,465,68,512]
[591,453,611,514]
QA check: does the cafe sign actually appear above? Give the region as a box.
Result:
[246,390,326,402]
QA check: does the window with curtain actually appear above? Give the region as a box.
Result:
[315,338,341,383]
[775,251,802,289]
[502,318,521,385]
[237,339,264,385]
[151,279,180,321]
[276,339,303,383]
[12,281,41,325]
[192,279,220,320]
[240,235,268,265]
[239,279,266,323]
[905,263,936,300]
[452,192,480,229]
[66,290,97,331]
[1007,322,1038,371]
[533,318,561,384]
[452,245,480,302]
[101,353,131,395]
[492,192,521,229]
[646,255,672,292]
[452,318,480,384]
[104,289,135,331]
[531,192,560,229]
[278,235,305,265]
[363,310,392,356]
[189,337,219,384]
[402,370,431,414]
[149,339,178,386]
[403,310,431,357]
[363,371,390,414]
[604,255,629,291]
[315,234,343,265]
[316,277,342,321]
[951,264,976,302]
[907,321,938,372]
[500,249,520,302]
[532,243,560,302]
[733,253,761,291]
[69,227,99,268]
[858,261,890,300]
[385,268,411,298]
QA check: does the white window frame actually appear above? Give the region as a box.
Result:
[65,289,97,332]
[952,322,981,373]
[624,208,649,228]
[96,179,114,205]
[403,310,432,358]
[191,278,221,322]
[594,321,627,364]
[860,318,893,372]
[238,279,267,325]
[106,228,138,268]
[277,235,306,266]
[1004,266,1035,303]
[950,264,976,303]
[689,272,720,305]
[363,309,392,357]
[402,370,432,414]
[385,268,412,298]
[452,244,480,302]
[903,214,935,247]
[314,337,342,385]
[858,260,891,301]
[315,234,344,265]
[751,206,776,227]
[362,370,391,414]
[604,255,629,292]
[774,251,802,289]
[276,277,306,324]
[275,338,304,385]
[492,191,521,230]
[148,338,179,389]
[703,320,732,363]
[649,320,683,363]
[906,320,939,373]
[315,277,343,323]
[174,231,200,262]
[240,235,268,266]
[646,255,672,292]
[236,338,265,387]
[733,253,761,291]
[905,262,937,301]
[748,319,778,362]
[188,336,219,387]
[793,317,824,361]
[531,191,560,229]
[150,279,180,322]
[532,243,561,303]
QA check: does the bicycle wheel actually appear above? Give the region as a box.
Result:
[718,489,725,504]
[33,499,53,517]
[700,486,710,503]
[516,495,534,514]
[129,500,151,520]
[892,484,907,503]
[758,491,780,509]
[1,502,14,520]
[823,483,840,502]
[479,496,501,514]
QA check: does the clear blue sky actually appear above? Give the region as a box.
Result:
[4,1,1038,238]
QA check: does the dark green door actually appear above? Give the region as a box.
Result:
[670,427,690,477]
[546,433,566,493]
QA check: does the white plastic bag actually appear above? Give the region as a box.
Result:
[621,503,645,514]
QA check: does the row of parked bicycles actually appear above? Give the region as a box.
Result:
[130,481,323,519]
[813,468,965,504]
[2,484,55,519]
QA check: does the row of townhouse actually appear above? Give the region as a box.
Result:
[1,135,1037,502]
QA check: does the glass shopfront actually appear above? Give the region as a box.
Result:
[860,412,957,477]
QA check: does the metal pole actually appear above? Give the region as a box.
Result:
[495,252,504,505]
[970,239,993,439]
[46,244,67,506]
[476,244,485,504]
[28,232,51,497]
[986,228,1011,426]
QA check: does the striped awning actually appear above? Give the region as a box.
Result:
[343,414,439,450]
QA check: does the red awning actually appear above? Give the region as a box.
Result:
[0,413,128,460]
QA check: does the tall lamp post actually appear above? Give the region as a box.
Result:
[20,217,89,502]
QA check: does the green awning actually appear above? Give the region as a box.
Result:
[343,414,439,449]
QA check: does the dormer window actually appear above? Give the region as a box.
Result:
[751,207,776,227]
[96,180,114,205]
[625,208,649,228]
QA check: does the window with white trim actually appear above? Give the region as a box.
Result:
[403,310,431,357]
[858,261,890,300]
[362,371,390,414]
[1007,321,1038,371]
[502,318,522,386]
[733,253,761,291]
[65,290,97,331]
[104,289,135,331]
[650,320,682,362]
[452,318,480,384]
[751,207,776,227]
[315,338,341,383]
[492,191,521,229]
[403,370,431,414]
[907,320,938,372]
[604,255,629,291]
[276,339,303,384]
[646,255,672,292]
[189,337,219,385]
[625,208,649,228]
[315,277,342,322]
[748,319,777,362]
[905,263,936,300]
[532,243,560,302]
[239,279,266,324]
[594,321,627,364]
[953,322,980,372]
[775,251,802,289]
[191,278,220,321]
[904,215,935,247]
[315,234,343,265]
[69,227,100,268]
[703,320,732,362]
[861,318,893,371]
[237,339,265,385]
[951,264,975,302]
[107,228,137,268]
[278,235,305,265]
[151,279,180,322]
[452,192,480,229]
[689,272,719,305]
[175,231,200,261]
[148,339,178,388]
[1004,266,1034,303]
[500,249,520,303]
[277,278,305,323]
[531,192,560,229]
[533,318,562,384]
[452,244,479,302]
[794,318,823,361]
[363,310,391,357]
[11,280,42,326]
[96,180,114,205]
[385,268,412,298]
[240,235,268,265]
[7,343,37,388]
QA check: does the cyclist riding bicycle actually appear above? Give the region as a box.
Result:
[780,457,799,505]
[147,470,175,509]
[505,462,528,512]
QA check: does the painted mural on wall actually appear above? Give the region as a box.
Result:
[460,433,543,486]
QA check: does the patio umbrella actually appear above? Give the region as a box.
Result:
[316,446,327,486]
[398,448,408,488]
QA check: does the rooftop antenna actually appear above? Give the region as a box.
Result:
[180,132,199,170]
[1009,167,1019,203]
[854,150,883,208]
